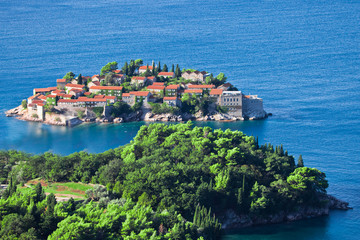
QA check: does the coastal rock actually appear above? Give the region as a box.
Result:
[113,117,123,123]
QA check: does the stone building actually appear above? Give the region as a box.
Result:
[219,91,243,117]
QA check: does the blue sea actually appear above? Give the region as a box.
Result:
[0,0,359,239]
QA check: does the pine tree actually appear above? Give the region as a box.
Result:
[297,154,304,167]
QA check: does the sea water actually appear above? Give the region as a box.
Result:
[0,0,359,239]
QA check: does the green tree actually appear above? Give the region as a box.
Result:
[21,99,27,109]
[297,155,304,167]
[171,64,174,73]
[77,74,83,84]
[63,72,75,80]
[163,64,168,72]
[175,64,181,78]
[101,62,118,75]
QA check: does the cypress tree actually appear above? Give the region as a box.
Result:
[152,62,155,75]
[175,64,181,78]
[297,154,304,167]
[157,61,161,72]
[77,74,82,84]
[171,64,174,73]
[163,64,168,72]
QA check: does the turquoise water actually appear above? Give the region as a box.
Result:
[0,0,359,239]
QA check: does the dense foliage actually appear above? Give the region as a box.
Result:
[0,123,329,239]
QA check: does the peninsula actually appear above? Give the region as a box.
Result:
[6,60,267,126]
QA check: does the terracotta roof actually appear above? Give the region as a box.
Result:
[47,95,57,98]
[139,66,153,70]
[122,93,130,97]
[166,85,179,90]
[52,89,65,94]
[28,93,41,100]
[188,84,215,89]
[92,74,99,78]
[34,87,57,92]
[37,103,45,107]
[84,92,91,95]
[184,89,203,93]
[243,95,250,99]
[210,89,223,95]
[132,76,146,80]
[57,93,65,97]
[158,72,174,76]
[65,83,85,88]
[90,81,100,86]
[112,70,122,73]
[94,95,105,99]
[114,74,124,78]
[38,95,47,100]
[147,85,165,90]
[105,96,116,100]
[63,94,73,98]
[89,86,123,90]
[163,97,177,100]
[153,82,165,86]
[70,89,83,93]
[32,100,45,104]
[57,79,67,83]
[77,98,107,102]
[147,76,156,80]
[130,91,150,97]
[58,99,77,103]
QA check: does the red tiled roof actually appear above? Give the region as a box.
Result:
[84,92,91,95]
[139,66,153,70]
[147,85,165,90]
[77,98,107,102]
[63,94,73,98]
[163,97,177,100]
[37,103,45,107]
[57,79,67,83]
[243,95,250,99]
[47,95,57,98]
[166,85,179,90]
[132,76,146,80]
[158,72,174,76]
[89,86,123,90]
[92,74,99,78]
[70,89,83,93]
[188,84,215,89]
[147,76,156,80]
[28,94,40,100]
[153,82,165,86]
[112,70,122,73]
[52,89,65,94]
[65,83,85,88]
[32,100,45,104]
[122,93,130,97]
[104,96,116,100]
[90,81,100,86]
[57,93,65,97]
[34,87,57,92]
[184,89,203,93]
[94,95,105,99]
[210,89,223,95]
[114,74,124,78]
[130,91,150,97]
[39,95,47,100]
[58,99,77,103]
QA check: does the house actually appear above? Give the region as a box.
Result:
[242,94,264,119]
[163,97,181,108]
[165,85,180,96]
[104,95,117,104]
[129,91,151,104]
[88,81,100,88]
[146,76,157,85]
[209,89,223,104]
[57,99,78,107]
[76,97,107,107]
[139,65,153,74]
[56,79,67,89]
[147,85,165,95]
[62,94,73,99]
[27,93,41,104]
[89,86,123,97]
[220,91,243,117]
[92,74,105,82]
[113,74,125,84]
[131,76,147,87]
[46,95,57,105]
[217,83,232,91]
[187,84,215,91]
[51,89,66,96]
[158,72,175,78]
[153,82,164,86]
[33,87,57,95]
[181,70,207,82]
[65,83,85,94]
[184,89,203,96]
[121,93,134,105]
[69,89,84,98]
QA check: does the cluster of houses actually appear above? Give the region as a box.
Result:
[25,66,264,120]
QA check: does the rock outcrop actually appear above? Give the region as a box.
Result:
[220,194,350,229]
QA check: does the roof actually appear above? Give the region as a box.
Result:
[147,76,156,80]
[163,97,177,100]
[28,93,41,100]
[90,81,100,86]
[32,100,45,104]
[158,72,174,76]
[77,98,107,102]
[38,95,47,100]
[166,85,179,90]
[147,85,165,90]
[46,95,57,98]
[114,74,124,78]
[130,91,150,97]
[70,89,83,93]
[63,94,73,98]
[122,93,130,97]
[37,103,45,107]
[184,89,203,93]
[139,65,153,70]
[105,96,116,100]
[132,76,146,80]
[188,84,215,89]
[57,79,67,83]
[89,86,123,90]
[153,82,165,86]
[65,83,85,88]
[210,89,223,95]
[52,89,65,94]
[84,92,91,95]
[112,70,122,73]
[94,95,105,99]
[34,87,57,92]
[58,99,77,103]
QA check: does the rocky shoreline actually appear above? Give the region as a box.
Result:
[5,105,268,127]
[220,194,351,229]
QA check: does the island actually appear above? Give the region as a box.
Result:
[0,123,350,239]
[6,59,267,126]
